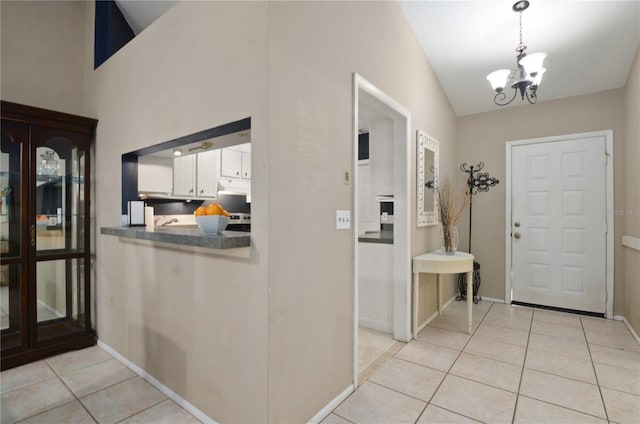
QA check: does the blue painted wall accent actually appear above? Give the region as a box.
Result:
[94,0,135,68]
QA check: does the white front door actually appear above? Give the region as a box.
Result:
[510,135,607,313]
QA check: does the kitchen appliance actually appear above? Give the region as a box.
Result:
[226,212,251,232]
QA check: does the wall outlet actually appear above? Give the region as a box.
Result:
[336,210,351,230]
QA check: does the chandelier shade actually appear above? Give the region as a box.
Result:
[519,52,547,76]
[486,69,511,91]
[486,1,547,106]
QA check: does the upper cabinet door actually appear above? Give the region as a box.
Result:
[173,155,195,196]
[220,149,242,178]
[196,150,219,198]
[241,152,251,180]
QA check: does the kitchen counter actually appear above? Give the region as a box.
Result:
[100,226,250,250]
[358,230,393,245]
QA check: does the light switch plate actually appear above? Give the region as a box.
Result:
[336,210,351,230]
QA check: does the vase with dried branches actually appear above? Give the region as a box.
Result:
[436,179,468,255]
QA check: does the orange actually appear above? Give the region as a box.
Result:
[205,203,224,216]
[221,209,230,218]
[194,207,206,216]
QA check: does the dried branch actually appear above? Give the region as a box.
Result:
[436,179,468,228]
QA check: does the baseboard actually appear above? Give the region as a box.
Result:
[613,315,640,346]
[307,384,354,424]
[442,295,457,310]
[359,318,393,334]
[480,297,505,304]
[97,340,216,424]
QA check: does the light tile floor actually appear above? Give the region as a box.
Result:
[2,301,639,423]
[0,346,201,424]
[330,301,640,424]
[358,327,397,372]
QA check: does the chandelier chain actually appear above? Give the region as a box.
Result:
[516,10,526,54]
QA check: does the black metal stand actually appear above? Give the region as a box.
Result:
[457,162,499,303]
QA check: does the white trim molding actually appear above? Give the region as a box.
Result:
[307,384,354,424]
[97,340,216,424]
[622,235,640,252]
[481,297,505,304]
[614,316,640,346]
[352,73,412,388]
[505,130,614,318]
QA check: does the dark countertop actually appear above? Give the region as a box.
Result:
[358,230,394,245]
[100,226,250,250]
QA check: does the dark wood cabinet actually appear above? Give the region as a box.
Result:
[1,101,97,370]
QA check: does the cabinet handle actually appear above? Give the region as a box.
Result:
[31,224,35,247]
[189,188,194,193]
[200,189,204,194]
[236,171,240,176]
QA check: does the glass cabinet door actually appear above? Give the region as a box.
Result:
[0,120,29,352]
[30,127,90,344]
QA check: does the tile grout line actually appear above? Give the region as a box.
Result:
[411,301,493,424]
[582,316,611,422]
[5,360,101,424]
[46,351,175,424]
[112,397,170,424]
[44,356,101,424]
[510,306,535,424]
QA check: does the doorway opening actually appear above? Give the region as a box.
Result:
[352,74,411,387]
[505,130,614,318]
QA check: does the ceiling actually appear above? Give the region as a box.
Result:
[113,1,639,117]
[114,0,176,35]
[401,0,640,116]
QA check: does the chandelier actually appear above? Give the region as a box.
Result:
[38,150,59,177]
[486,1,546,106]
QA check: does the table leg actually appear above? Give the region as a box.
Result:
[467,270,473,335]
[413,272,419,339]
[437,273,443,314]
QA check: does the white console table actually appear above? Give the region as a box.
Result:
[412,250,475,337]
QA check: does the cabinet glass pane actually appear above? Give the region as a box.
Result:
[36,258,85,337]
[1,129,22,258]
[0,264,21,337]
[35,140,85,253]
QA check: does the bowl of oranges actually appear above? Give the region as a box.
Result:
[194,203,230,234]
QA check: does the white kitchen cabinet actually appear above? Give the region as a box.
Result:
[138,156,173,195]
[218,143,251,194]
[241,152,251,179]
[196,150,219,198]
[221,148,242,178]
[221,145,251,180]
[369,120,394,195]
[358,242,394,333]
[173,155,195,196]
[172,151,219,199]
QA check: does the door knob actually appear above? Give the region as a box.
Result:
[514,222,521,227]
[514,232,521,239]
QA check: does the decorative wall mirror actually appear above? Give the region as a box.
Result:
[417,130,439,226]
